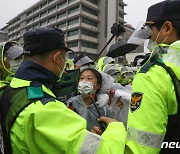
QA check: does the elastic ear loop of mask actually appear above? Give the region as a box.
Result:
[139,24,169,72]
[1,42,14,74]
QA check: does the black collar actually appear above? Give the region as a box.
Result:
[15,60,59,88]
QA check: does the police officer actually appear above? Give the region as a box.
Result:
[0,27,126,153]
[126,0,180,153]
[0,41,23,87]
[73,54,94,71]
[97,56,115,71]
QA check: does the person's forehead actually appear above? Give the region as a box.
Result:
[81,70,96,77]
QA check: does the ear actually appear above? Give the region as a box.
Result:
[97,84,101,90]
[52,50,61,65]
[163,21,173,34]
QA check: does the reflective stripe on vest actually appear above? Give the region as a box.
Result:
[127,127,165,148]
[79,131,101,154]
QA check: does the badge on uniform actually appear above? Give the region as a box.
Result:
[130,92,143,112]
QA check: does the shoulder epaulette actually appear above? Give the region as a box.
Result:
[139,62,155,73]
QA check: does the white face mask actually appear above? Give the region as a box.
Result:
[56,55,66,80]
[9,59,23,72]
[78,80,95,97]
[147,39,157,51]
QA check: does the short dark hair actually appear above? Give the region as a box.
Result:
[152,21,180,38]
[80,68,102,86]
[171,21,180,38]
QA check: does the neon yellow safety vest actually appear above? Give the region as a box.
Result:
[9,77,127,154]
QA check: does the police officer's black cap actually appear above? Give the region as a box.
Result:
[146,0,180,24]
[23,27,72,55]
[73,54,94,66]
[73,54,85,64]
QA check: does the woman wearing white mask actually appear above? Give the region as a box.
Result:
[66,68,113,131]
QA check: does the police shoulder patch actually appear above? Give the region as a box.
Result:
[130,92,143,112]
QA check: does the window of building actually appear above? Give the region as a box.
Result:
[58,1,67,8]
[40,20,47,26]
[119,10,125,16]
[16,18,20,23]
[27,18,33,24]
[48,0,56,4]
[27,27,33,31]
[81,29,97,38]
[68,18,79,25]
[67,29,79,36]
[68,6,79,14]
[68,41,78,47]
[17,32,20,37]
[48,6,56,14]
[16,25,20,30]
[82,17,97,27]
[68,0,76,3]
[57,11,66,19]
[10,28,14,32]
[33,24,39,28]
[10,22,13,26]
[119,4,124,10]
[41,1,47,8]
[33,15,39,21]
[34,6,39,13]
[86,0,98,5]
[57,22,66,28]
[40,11,47,17]
[81,41,97,49]
[48,16,56,23]
[27,11,33,17]
[119,14,124,19]
[82,5,97,16]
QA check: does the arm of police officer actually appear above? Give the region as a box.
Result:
[11,99,126,154]
[91,116,116,135]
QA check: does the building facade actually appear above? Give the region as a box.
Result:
[7,0,126,59]
[0,25,8,43]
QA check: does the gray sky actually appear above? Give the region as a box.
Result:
[0,0,164,29]
[0,0,39,28]
[124,0,163,27]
